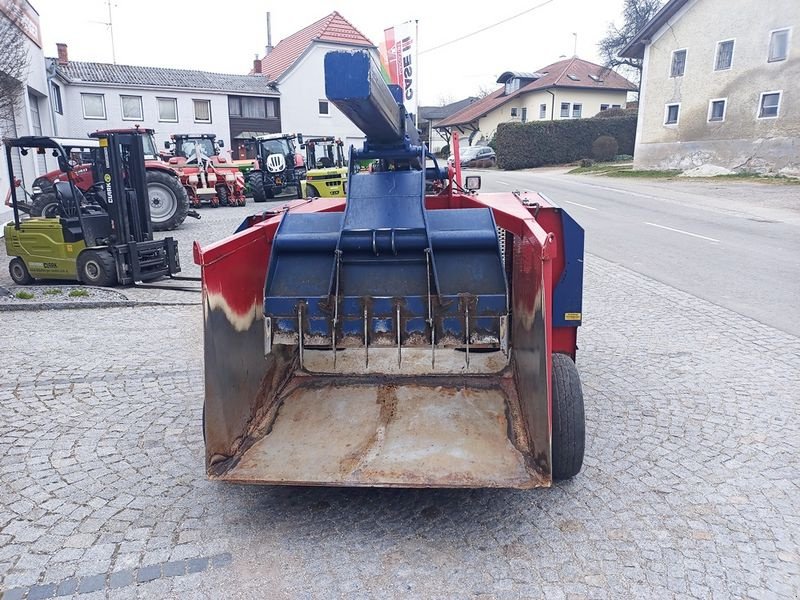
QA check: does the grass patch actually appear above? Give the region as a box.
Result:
[68,289,90,298]
[15,291,34,300]
[43,288,63,295]
[605,169,682,178]
[568,163,633,175]
[712,173,800,184]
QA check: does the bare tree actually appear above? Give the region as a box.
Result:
[475,84,496,99]
[0,14,30,137]
[598,0,664,90]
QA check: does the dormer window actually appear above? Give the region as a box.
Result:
[567,74,580,81]
[505,78,520,94]
[588,74,603,82]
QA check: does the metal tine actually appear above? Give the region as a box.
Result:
[425,248,435,368]
[298,304,304,370]
[364,306,369,368]
[465,302,470,369]
[396,304,402,368]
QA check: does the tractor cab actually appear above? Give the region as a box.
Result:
[167,134,225,164]
[246,133,305,202]
[300,136,347,198]
[3,133,180,286]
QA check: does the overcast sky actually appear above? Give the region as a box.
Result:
[36,0,626,105]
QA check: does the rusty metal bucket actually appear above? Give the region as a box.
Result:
[195,194,557,489]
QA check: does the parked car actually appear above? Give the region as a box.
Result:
[447,146,496,168]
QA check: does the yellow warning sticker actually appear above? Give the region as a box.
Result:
[66,244,72,252]
[564,312,582,321]
[99,138,108,147]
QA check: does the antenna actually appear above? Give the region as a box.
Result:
[572,32,577,57]
[105,0,117,64]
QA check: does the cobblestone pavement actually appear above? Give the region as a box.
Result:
[1,208,799,597]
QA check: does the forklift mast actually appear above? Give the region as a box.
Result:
[91,132,154,245]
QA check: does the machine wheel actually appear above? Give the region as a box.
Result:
[306,184,319,198]
[146,170,189,231]
[29,193,62,218]
[551,353,585,480]
[216,185,230,207]
[248,172,267,203]
[77,250,118,287]
[9,257,34,284]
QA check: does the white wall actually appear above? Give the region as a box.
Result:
[278,42,379,151]
[58,85,235,150]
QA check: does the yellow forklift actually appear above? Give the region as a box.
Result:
[4,132,180,286]
[300,136,347,198]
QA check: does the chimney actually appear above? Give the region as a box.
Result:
[56,43,68,65]
[265,12,273,56]
[253,54,262,74]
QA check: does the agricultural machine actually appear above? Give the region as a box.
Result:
[246,133,305,202]
[165,134,246,208]
[4,132,180,286]
[300,136,347,198]
[23,128,190,231]
[194,50,586,489]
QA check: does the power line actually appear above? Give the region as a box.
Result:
[419,0,559,55]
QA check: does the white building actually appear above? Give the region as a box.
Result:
[49,44,281,158]
[620,0,800,174]
[253,11,378,150]
[0,0,57,226]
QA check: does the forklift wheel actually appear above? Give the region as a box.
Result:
[77,250,118,287]
[9,257,34,285]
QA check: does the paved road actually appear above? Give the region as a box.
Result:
[1,207,799,598]
[470,168,800,337]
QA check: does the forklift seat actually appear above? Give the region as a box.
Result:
[53,181,83,219]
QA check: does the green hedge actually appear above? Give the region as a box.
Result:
[495,115,637,170]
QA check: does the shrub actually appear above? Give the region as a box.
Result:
[69,289,90,297]
[439,144,450,158]
[495,114,637,170]
[579,158,595,168]
[592,135,619,162]
[44,288,62,295]
[15,291,34,300]
[594,107,637,119]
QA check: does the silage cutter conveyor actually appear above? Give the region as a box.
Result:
[193,50,586,489]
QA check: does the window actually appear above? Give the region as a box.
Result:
[670,49,687,77]
[589,74,603,83]
[769,28,790,62]
[120,95,143,121]
[505,78,520,95]
[539,103,547,119]
[157,97,177,122]
[758,91,781,118]
[521,107,527,123]
[319,100,329,116]
[665,103,680,125]
[567,74,580,81]
[510,107,518,117]
[228,97,241,117]
[81,93,106,119]
[572,104,582,118]
[560,102,570,118]
[266,98,278,119]
[715,40,734,71]
[50,82,62,114]
[600,104,610,111]
[708,99,726,122]
[612,104,621,108]
[193,99,211,123]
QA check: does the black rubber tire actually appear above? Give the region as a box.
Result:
[216,185,230,207]
[77,249,118,287]
[29,193,62,218]
[306,184,319,198]
[9,257,34,284]
[146,170,189,231]
[248,172,267,203]
[551,353,586,480]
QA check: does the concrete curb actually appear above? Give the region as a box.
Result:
[0,300,201,311]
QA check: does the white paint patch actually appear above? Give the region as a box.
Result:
[205,290,263,332]
[644,222,720,243]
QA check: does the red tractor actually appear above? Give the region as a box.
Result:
[26,128,190,231]
[164,134,246,208]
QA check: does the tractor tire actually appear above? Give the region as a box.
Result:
[9,257,34,285]
[551,353,586,480]
[248,172,267,203]
[216,185,230,207]
[29,193,62,218]
[77,249,118,287]
[146,170,189,231]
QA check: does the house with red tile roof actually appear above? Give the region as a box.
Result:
[436,57,636,146]
[251,11,378,151]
